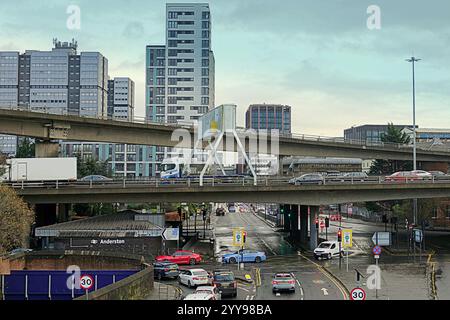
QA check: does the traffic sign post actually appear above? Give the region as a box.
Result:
[80,274,94,300]
[232,228,245,270]
[342,229,352,272]
[372,245,381,299]
[350,287,366,301]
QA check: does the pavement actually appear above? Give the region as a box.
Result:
[145,282,183,300]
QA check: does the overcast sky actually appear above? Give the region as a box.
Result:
[1,0,450,136]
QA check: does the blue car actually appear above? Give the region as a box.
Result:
[222,249,266,264]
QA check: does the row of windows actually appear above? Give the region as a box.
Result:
[168,11,194,19]
[168,30,194,38]
[168,58,194,65]
[168,39,194,47]
[168,49,194,56]
[167,96,194,103]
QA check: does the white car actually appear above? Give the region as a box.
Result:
[313,241,343,260]
[184,292,217,300]
[178,268,210,288]
[194,286,221,300]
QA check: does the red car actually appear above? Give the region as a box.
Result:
[155,250,202,265]
[385,171,430,182]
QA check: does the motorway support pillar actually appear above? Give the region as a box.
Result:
[35,141,59,158]
[299,205,308,244]
[283,204,291,232]
[309,206,319,250]
[56,204,70,223]
[291,205,299,240]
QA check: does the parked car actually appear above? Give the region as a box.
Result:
[178,268,210,288]
[193,286,221,300]
[222,249,266,264]
[313,241,343,260]
[212,270,237,297]
[155,250,202,265]
[272,273,296,293]
[79,175,113,182]
[153,261,179,280]
[288,173,324,185]
[184,292,217,300]
[216,207,225,216]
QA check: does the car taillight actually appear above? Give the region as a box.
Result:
[272,280,278,285]
[193,277,199,280]
[288,280,295,284]
[233,282,237,288]
[164,268,169,271]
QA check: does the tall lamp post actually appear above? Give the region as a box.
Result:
[406,56,421,225]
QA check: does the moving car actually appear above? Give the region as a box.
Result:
[8,248,33,255]
[216,207,225,216]
[342,172,368,180]
[155,250,202,265]
[212,270,237,297]
[429,170,446,177]
[313,241,343,260]
[178,268,210,288]
[222,249,266,264]
[288,173,324,185]
[184,292,217,300]
[193,286,221,300]
[79,175,113,182]
[272,273,296,293]
[153,261,179,280]
[385,170,431,182]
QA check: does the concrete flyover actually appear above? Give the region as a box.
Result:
[1,108,450,161]
[12,180,450,205]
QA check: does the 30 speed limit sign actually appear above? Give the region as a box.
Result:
[80,274,94,290]
[350,287,366,300]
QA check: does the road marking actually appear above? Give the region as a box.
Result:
[321,288,329,296]
[297,252,349,300]
[250,295,255,300]
[239,286,250,293]
[291,273,304,300]
[275,293,281,297]
[245,295,250,300]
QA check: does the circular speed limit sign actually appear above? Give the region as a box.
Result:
[80,274,94,290]
[350,287,366,300]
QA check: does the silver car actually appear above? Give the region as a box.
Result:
[288,173,324,185]
[272,273,296,293]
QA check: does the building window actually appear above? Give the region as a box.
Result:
[168,21,177,29]
[202,59,209,67]
[202,30,209,38]
[202,12,210,19]
[202,68,209,76]
[202,49,209,57]
[201,78,209,86]
[202,21,209,29]
[202,40,210,48]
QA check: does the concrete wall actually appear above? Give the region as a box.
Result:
[74,266,153,300]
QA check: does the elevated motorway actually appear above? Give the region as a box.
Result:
[1,108,450,161]
[10,177,450,205]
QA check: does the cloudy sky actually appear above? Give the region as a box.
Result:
[1,0,450,136]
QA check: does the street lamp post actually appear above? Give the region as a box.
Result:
[406,56,421,225]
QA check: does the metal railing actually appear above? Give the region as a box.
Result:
[4,175,450,190]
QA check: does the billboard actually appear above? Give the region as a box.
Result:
[199,104,236,140]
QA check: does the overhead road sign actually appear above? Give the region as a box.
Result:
[162,227,180,241]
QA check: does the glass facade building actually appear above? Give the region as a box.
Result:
[245,104,291,134]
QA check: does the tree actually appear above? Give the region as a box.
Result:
[76,155,111,178]
[0,153,6,177]
[16,138,35,158]
[0,185,35,254]
[370,123,412,174]
[72,155,112,216]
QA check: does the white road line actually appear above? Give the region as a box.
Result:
[245,295,250,300]
[239,286,250,293]
[250,295,255,300]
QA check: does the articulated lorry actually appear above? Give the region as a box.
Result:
[0,157,77,182]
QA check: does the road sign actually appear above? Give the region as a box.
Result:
[80,274,94,290]
[350,287,366,300]
[320,220,325,230]
[372,245,382,255]
[374,255,380,259]
[232,228,245,247]
[413,229,423,243]
[371,232,391,246]
[342,229,352,248]
[162,227,179,241]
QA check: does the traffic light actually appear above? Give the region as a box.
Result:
[280,206,285,214]
[315,218,319,229]
[243,231,247,243]
[202,209,207,221]
[337,229,342,242]
[382,214,388,223]
[325,217,330,228]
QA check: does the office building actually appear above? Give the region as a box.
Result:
[344,124,414,144]
[245,104,291,134]
[145,3,215,174]
[0,39,108,155]
[107,77,135,120]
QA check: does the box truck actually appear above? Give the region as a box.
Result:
[0,157,77,182]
